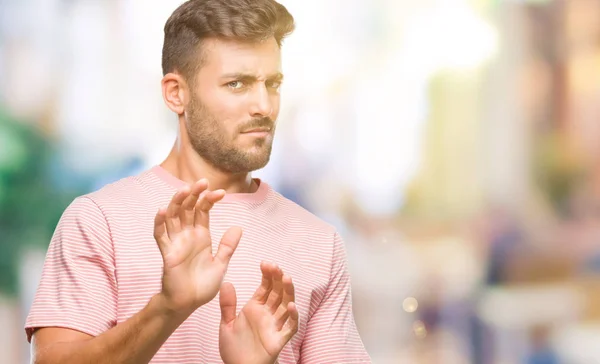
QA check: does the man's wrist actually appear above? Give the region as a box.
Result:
[151,293,194,323]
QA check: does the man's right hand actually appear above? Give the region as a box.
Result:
[153,179,242,316]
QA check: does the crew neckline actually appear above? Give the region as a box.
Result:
[150,165,269,204]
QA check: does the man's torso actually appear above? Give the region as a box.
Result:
[91,167,336,363]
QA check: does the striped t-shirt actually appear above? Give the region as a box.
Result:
[25,165,370,363]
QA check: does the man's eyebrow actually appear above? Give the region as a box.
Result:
[220,72,284,81]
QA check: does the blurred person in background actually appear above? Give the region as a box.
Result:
[23,0,370,363]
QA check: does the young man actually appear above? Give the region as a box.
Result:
[26,0,371,363]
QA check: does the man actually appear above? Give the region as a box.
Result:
[26,0,371,363]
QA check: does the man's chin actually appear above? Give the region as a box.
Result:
[215,151,271,174]
[243,151,272,171]
[246,157,271,172]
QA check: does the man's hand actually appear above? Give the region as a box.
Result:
[219,262,299,364]
[154,179,242,316]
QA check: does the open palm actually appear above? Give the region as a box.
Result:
[219,262,299,364]
[154,179,242,314]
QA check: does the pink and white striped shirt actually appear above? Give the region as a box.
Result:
[25,165,370,363]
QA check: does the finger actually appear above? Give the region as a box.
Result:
[280,302,299,341]
[180,180,208,227]
[214,226,242,266]
[219,282,237,325]
[194,189,226,228]
[281,275,295,306]
[153,208,169,256]
[275,275,295,330]
[252,262,275,303]
[165,187,190,237]
[266,266,284,312]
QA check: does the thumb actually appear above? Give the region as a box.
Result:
[220,282,237,325]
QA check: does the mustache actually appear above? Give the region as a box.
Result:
[238,117,275,132]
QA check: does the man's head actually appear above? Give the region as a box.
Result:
[161,0,295,174]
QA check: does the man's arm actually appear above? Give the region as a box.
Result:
[32,293,186,364]
[299,232,371,363]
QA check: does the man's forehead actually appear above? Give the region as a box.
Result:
[201,37,281,72]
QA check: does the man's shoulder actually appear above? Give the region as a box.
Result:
[267,188,337,237]
[78,167,160,210]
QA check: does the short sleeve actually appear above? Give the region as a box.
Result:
[25,196,118,342]
[299,232,371,363]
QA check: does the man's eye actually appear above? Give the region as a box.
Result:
[227,81,244,89]
[267,81,282,89]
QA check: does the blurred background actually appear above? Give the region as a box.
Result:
[1,0,600,362]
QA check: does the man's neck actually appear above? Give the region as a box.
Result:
[160,143,257,194]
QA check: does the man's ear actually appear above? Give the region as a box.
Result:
[161,73,189,115]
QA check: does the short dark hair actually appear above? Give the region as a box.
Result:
[161,0,295,80]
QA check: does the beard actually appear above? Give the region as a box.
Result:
[185,95,275,174]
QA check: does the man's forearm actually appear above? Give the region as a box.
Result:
[35,294,191,364]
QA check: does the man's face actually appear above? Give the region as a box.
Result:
[184,37,282,174]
